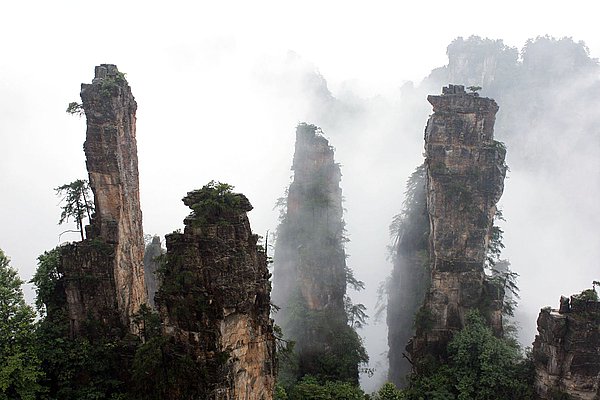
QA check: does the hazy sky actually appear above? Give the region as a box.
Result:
[1,0,599,391]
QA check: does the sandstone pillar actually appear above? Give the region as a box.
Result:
[408,85,507,365]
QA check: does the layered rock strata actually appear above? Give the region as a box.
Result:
[157,184,276,399]
[533,296,600,399]
[61,64,146,335]
[408,85,507,364]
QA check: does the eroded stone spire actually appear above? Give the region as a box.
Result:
[82,64,146,327]
[60,65,146,335]
[272,123,366,383]
[156,183,276,399]
[273,123,346,314]
[408,85,507,365]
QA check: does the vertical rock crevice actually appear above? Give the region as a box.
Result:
[408,85,507,366]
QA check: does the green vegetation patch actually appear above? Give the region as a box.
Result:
[183,181,248,226]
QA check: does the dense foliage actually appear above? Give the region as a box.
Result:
[0,247,538,400]
[573,286,599,302]
[184,180,245,225]
[0,249,43,400]
[275,311,535,400]
[277,289,368,388]
[388,164,429,257]
[32,247,135,400]
[130,334,207,400]
[404,311,534,400]
[280,375,366,400]
[371,383,404,400]
[30,244,218,400]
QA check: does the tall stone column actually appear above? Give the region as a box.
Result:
[408,85,507,365]
[272,123,366,383]
[60,64,146,336]
[157,184,276,399]
[81,64,146,327]
[272,123,346,315]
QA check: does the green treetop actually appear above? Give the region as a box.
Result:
[0,249,43,399]
[55,179,94,241]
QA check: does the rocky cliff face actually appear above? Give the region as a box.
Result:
[156,183,276,399]
[408,85,507,365]
[60,240,124,336]
[60,64,146,335]
[272,123,366,383]
[533,296,600,399]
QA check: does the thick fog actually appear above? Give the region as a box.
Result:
[1,1,599,393]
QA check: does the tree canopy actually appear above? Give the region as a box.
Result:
[55,179,94,241]
[0,249,43,400]
[405,311,534,400]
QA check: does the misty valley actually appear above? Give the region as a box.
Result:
[1,36,600,400]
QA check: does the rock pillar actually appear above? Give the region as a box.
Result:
[272,123,366,383]
[408,85,507,365]
[157,183,276,399]
[61,64,146,336]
